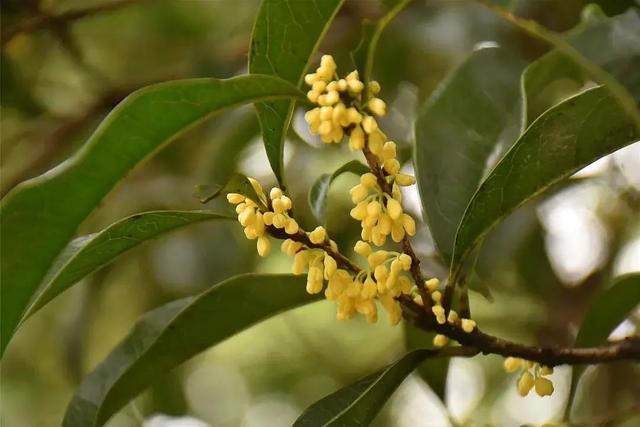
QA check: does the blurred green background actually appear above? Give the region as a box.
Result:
[1,1,639,426]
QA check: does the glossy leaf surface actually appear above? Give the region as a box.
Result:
[64,274,319,427]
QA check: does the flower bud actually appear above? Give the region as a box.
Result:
[402,214,416,236]
[284,218,299,235]
[349,125,365,150]
[503,357,522,373]
[461,318,476,333]
[431,290,442,303]
[257,236,271,257]
[324,254,337,278]
[367,130,384,155]
[447,310,459,324]
[425,278,440,293]
[386,198,403,220]
[395,173,416,186]
[354,240,372,257]
[350,201,368,220]
[367,200,382,218]
[433,334,449,347]
[346,107,362,124]
[368,98,386,116]
[517,371,534,396]
[309,226,327,244]
[350,184,368,204]
[398,254,412,270]
[534,377,554,397]
[362,116,378,134]
[268,189,283,202]
[432,305,446,324]
[382,141,396,161]
[347,79,364,94]
[227,193,245,204]
[304,73,319,85]
[383,159,400,175]
[360,173,377,188]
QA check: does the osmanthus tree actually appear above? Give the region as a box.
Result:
[1,0,639,425]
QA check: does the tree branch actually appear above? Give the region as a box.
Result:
[401,296,640,366]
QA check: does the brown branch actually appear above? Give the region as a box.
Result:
[266,226,362,274]
[402,296,640,367]
[2,0,145,48]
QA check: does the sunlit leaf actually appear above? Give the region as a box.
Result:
[452,85,639,274]
[249,0,345,186]
[63,274,320,427]
[414,47,525,264]
[21,211,232,323]
[294,348,474,426]
[0,75,304,356]
[522,6,640,126]
[308,160,369,222]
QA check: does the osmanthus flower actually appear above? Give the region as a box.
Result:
[303,55,416,248]
[504,357,555,397]
[227,55,478,336]
[227,179,299,257]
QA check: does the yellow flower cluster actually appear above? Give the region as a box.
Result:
[282,238,413,324]
[304,54,387,147]
[349,171,416,246]
[504,357,554,397]
[227,180,299,257]
[411,278,476,347]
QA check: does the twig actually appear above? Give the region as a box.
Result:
[402,296,640,367]
[2,0,144,48]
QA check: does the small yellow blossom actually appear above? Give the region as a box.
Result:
[517,371,535,396]
[461,318,476,333]
[433,334,449,347]
[534,377,554,397]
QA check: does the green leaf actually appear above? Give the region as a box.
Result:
[414,47,525,264]
[194,173,265,208]
[477,1,640,132]
[21,211,231,323]
[567,273,640,419]
[403,324,449,399]
[0,75,304,357]
[350,0,411,86]
[308,160,369,222]
[522,7,640,127]
[576,273,640,347]
[294,348,473,426]
[452,85,640,274]
[249,0,345,186]
[63,274,320,427]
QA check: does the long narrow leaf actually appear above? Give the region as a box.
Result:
[453,85,640,274]
[0,75,304,356]
[63,274,320,427]
[294,348,475,426]
[414,47,525,264]
[249,0,345,186]
[22,211,231,322]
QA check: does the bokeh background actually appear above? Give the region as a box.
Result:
[1,0,639,426]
